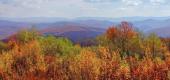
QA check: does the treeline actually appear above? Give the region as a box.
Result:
[0,22,169,79]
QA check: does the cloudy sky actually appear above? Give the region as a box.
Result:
[0,0,169,18]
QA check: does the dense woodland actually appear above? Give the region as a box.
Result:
[0,21,170,80]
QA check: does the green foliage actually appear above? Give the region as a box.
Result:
[103,22,167,59]
[96,35,114,48]
[144,33,165,58]
[16,28,39,43]
[39,35,77,56]
[0,22,169,79]
[0,41,7,52]
[128,35,145,57]
[105,22,137,55]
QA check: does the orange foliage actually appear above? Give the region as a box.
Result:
[106,26,118,40]
[0,22,169,80]
[106,21,136,41]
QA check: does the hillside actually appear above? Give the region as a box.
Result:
[41,22,105,42]
[0,21,169,79]
[1,17,170,39]
[0,20,32,38]
[147,26,170,37]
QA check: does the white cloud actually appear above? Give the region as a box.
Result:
[150,0,166,5]
[0,0,50,9]
[0,0,170,18]
[122,0,143,6]
[0,0,101,18]
[84,0,115,3]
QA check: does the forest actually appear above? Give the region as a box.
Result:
[0,21,170,80]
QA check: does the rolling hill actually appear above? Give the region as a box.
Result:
[40,22,105,42]
[0,20,32,39]
[147,26,170,37]
[0,17,170,40]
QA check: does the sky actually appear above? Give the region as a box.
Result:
[0,0,170,18]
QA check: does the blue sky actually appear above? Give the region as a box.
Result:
[0,0,169,18]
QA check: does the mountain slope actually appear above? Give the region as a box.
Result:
[41,22,105,42]
[147,26,170,37]
[1,17,170,39]
[0,20,33,39]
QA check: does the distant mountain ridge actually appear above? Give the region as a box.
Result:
[0,17,170,40]
[40,22,105,42]
[1,16,170,23]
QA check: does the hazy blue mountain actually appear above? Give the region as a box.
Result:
[40,22,105,42]
[132,19,170,32]
[0,20,33,39]
[0,17,170,39]
[146,26,170,37]
[73,20,114,28]
[76,16,170,22]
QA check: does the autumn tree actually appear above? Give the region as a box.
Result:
[0,41,8,52]
[39,35,75,56]
[144,33,166,58]
[16,28,39,44]
[106,21,137,57]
